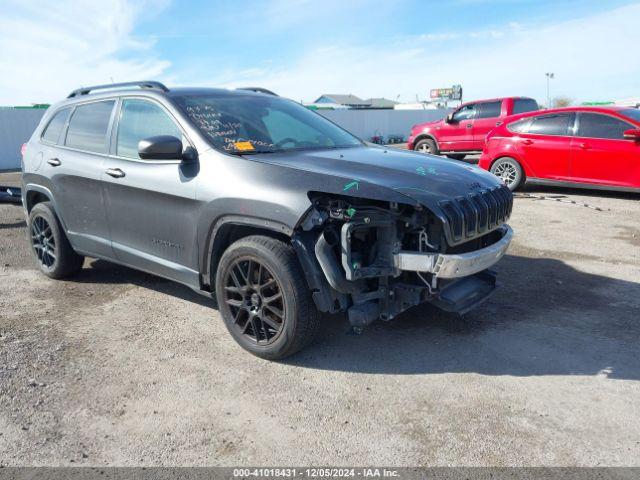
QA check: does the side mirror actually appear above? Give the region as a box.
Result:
[181,146,199,164]
[623,128,640,141]
[446,113,455,123]
[138,135,184,160]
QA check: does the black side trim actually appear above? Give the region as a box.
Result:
[202,215,293,288]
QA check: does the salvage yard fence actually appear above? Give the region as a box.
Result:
[0,108,47,171]
[317,108,450,141]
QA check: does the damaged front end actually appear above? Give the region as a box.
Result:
[292,188,513,330]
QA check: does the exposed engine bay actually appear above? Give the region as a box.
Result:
[292,192,513,330]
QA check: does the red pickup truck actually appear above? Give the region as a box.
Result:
[407,97,539,159]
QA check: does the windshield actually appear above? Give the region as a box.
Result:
[621,108,640,123]
[174,93,362,154]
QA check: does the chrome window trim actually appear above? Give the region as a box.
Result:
[37,95,193,165]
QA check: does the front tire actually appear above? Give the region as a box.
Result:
[414,138,438,155]
[215,235,320,360]
[490,157,524,191]
[28,202,84,279]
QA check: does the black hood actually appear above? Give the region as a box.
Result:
[249,145,504,206]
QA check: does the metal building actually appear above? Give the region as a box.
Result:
[317,108,448,141]
[0,106,47,171]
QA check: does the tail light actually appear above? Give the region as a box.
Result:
[21,143,27,157]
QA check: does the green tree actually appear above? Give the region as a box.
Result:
[552,96,573,108]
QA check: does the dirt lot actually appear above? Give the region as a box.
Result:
[1,170,639,467]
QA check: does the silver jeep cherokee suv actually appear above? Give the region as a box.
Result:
[22,81,513,359]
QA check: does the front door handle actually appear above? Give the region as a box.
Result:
[105,168,126,178]
[465,123,472,128]
[522,139,534,145]
[47,158,61,167]
[579,143,591,150]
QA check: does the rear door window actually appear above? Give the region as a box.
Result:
[116,99,182,159]
[527,114,573,136]
[513,98,539,114]
[476,101,502,119]
[65,101,115,153]
[577,113,633,140]
[506,118,531,133]
[42,108,71,144]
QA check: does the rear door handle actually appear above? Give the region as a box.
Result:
[105,168,126,178]
[579,143,591,150]
[47,158,61,167]
[522,139,534,145]
[465,123,472,128]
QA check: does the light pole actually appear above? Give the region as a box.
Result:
[545,72,555,108]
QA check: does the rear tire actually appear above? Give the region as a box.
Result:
[28,202,84,279]
[490,157,524,191]
[215,235,320,360]
[414,138,438,155]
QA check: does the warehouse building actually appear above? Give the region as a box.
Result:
[0,105,48,171]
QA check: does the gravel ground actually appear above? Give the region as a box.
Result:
[1,170,639,467]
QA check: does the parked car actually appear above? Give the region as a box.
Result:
[22,81,513,360]
[478,106,640,191]
[407,97,539,159]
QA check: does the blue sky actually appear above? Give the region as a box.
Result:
[1,0,639,105]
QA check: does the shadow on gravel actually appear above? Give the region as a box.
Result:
[65,253,640,380]
[288,254,640,380]
[0,220,26,230]
[522,183,640,201]
[71,259,213,308]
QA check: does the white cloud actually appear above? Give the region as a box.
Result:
[0,0,170,105]
[2,1,637,106]
[204,3,640,104]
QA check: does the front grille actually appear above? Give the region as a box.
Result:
[439,185,513,244]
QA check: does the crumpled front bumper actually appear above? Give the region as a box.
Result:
[393,225,513,314]
[394,225,513,278]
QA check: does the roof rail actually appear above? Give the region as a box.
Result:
[67,81,169,98]
[238,87,278,96]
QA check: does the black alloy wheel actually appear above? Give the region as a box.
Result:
[223,257,285,345]
[31,214,56,270]
[28,201,84,279]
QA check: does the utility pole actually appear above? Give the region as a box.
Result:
[545,72,555,108]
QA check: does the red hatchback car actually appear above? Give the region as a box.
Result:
[478,106,640,191]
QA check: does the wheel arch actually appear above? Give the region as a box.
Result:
[202,216,292,288]
[413,133,440,151]
[24,184,54,213]
[22,184,72,233]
